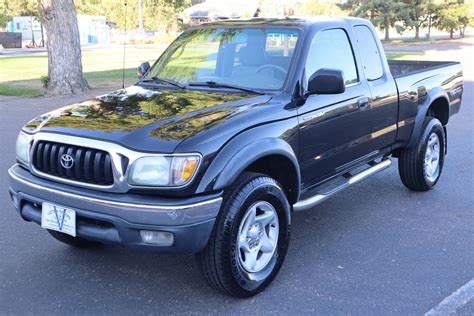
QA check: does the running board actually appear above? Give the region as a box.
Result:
[293,159,392,212]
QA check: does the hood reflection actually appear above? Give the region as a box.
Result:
[24,85,258,141]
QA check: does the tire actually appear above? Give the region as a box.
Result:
[398,117,446,191]
[196,172,291,298]
[48,230,100,248]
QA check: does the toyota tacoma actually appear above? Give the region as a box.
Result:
[8,17,463,297]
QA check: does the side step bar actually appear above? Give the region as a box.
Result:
[293,159,392,212]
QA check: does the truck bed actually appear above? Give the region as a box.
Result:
[388,60,459,78]
[388,59,463,146]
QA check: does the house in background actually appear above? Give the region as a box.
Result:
[6,15,110,46]
[76,15,110,44]
[7,16,42,42]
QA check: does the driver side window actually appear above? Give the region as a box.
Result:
[305,29,358,86]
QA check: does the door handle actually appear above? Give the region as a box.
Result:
[358,97,370,110]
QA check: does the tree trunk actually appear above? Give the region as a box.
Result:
[30,16,36,46]
[427,15,432,39]
[450,29,453,39]
[38,0,90,95]
[415,25,420,39]
[384,19,390,41]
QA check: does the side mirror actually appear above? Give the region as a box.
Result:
[137,62,151,78]
[307,68,345,95]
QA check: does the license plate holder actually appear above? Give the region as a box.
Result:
[41,202,76,237]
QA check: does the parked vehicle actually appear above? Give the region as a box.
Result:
[9,17,463,297]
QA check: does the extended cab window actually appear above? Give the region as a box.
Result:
[353,25,384,80]
[305,29,358,86]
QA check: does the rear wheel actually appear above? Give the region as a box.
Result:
[48,230,100,248]
[398,117,446,191]
[196,172,291,298]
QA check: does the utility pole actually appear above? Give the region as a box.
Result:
[30,15,37,47]
[138,0,143,41]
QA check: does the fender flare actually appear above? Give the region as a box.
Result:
[196,137,301,203]
[407,87,449,148]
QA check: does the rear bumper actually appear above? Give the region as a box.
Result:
[8,164,222,253]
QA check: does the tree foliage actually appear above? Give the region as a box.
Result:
[2,0,189,32]
[74,0,190,32]
[338,0,473,40]
[435,1,472,38]
[338,0,407,40]
[1,0,39,27]
[399,0,440,39]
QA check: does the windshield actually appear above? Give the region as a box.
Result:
[144,27,300,91]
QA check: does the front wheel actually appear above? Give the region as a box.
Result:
[196,172,291,298]
[398,117,446,191]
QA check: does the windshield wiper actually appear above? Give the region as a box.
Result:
[188,81,265,95]
[141,76,186,89]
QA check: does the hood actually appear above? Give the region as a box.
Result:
[24,85,272,153]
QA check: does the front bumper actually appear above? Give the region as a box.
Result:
[8,164,222,253]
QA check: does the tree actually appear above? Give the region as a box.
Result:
[75,0,190,33]
[338,0,375,20]
[425,1,441,39]
[400,0,440,39]
[338,0,408,40]
[457,4,473,37]
[38,0,90,95]
[1,0,38,30]
[435,1,471,39]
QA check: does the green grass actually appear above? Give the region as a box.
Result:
[0,46,164,97]
[0,43,437,98]
[84,68,138,87]
[0,84,42,97]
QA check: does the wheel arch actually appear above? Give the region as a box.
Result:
[407,87,449,148]
[428,97,450,126]
[197,138,301,204]
[242,153,300,205]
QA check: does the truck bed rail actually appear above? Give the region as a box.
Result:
[388,60,459,78]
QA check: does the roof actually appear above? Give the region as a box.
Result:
[192,16,370,29]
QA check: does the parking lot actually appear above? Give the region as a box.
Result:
[0,41,473,314]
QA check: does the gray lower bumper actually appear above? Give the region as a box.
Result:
[8,165,222,253]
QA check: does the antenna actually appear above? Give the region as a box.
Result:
[122,1,128,89]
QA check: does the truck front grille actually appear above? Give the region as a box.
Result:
[32,141,114,186]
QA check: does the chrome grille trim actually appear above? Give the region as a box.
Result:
[24,132,202,193]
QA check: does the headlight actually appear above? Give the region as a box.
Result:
[129,155,200,187]
[16,133,30,164]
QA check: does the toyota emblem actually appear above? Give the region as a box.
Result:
[60,154,74,169]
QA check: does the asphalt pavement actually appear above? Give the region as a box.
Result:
[0,45,473,314]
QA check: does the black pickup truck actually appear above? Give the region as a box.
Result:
[8,17,463,297]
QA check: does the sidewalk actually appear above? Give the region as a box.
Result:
[0,87,113,107]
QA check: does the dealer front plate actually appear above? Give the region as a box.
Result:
[41,202,76,237]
